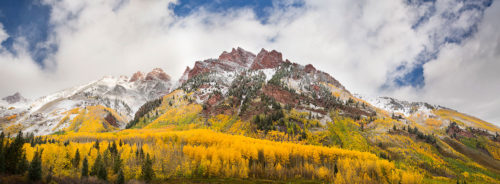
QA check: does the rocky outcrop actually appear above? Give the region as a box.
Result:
[146,68,171,82]
[218,47,256,67]
[104,112,119,127]
[188,61,211,79]
[250,49,284,70]
[129,71,144,82]
[207,93,223,106]
[2,92,26,104]
[262,85,298,105]
[447,122,474,138]
[305,64,316,73]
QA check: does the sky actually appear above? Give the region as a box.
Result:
[0,0,499,125]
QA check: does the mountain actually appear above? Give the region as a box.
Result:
[0,68,172,135]
[1,92,28,104]
[1,47,499,183]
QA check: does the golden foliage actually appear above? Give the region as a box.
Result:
[145,104,202,129]
[435,109,500,133]
[5,114,17,121]
[424,118,442,127]
[22,129,424,183]
[64,105,123,133]
[4,123,23,135]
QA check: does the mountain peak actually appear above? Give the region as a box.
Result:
[146,68,171,82]
[304,64,317,73]
[218,47,256,67]
[2,92,27,104]
[129,71,145,82]
[250,48,284,70]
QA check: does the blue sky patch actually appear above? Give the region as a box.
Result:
[169,0,303,23]
[388,0,493,89]
[0,0,53,66]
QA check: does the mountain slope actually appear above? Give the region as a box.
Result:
[0,68,172,135]
[124,48,500,183]
[1,47,499,183]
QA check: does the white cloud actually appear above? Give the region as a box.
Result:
[0,0,498,125]
[0,24,8,43]
[419,1,500,124]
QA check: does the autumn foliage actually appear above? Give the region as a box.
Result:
[13,129,426,183]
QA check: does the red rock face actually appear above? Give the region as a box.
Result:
[447,123,474,138]
[262,85,298,105]
[251,49,284,70]
[129,71,144,82]
[183,48,257,82]
[207,93,223,106]
[146,68,171,81]
[305,64,316,73]
[218,47,256,66]
[188,61,211,79]
[104,113,119,127]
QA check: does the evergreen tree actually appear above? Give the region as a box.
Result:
[117,170,125,184]
[103,150,112,168]
[81,157,89,178]
[110,141,118,155]
[28,149,43,181]
[5,131,25,174]
[19,153,29,174]
[94,140,100,150]
[90,152,107,181]
[73,148,81,168]
[141,154,154,182]
[91,154,102,176]
[113,153,122,174]
[0,132,4,173]
[334,162,338,174]
[97,162,107,181]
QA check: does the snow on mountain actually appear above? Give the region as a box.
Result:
[2,47,498,136]
[0,68,172,135]
[0,92,31,117]
[355,94,437,117]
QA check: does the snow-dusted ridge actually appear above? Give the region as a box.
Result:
[1,69,173,135]
[355,94,439,117]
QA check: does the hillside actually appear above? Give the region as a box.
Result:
[0,68,172,135]
[0,48,499,183]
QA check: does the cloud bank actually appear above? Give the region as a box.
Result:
[0,0,499,125]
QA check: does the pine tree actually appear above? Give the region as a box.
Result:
[141,153,154,182]
[73,148,81,168]
[5,130,25,174]
[0,132,4,173]
[91,154,102,176]
[94,140,100,150]
[110,141,118,155]
[117,169,125,184]
[28,149,43,181]
[81,157,89,178]
[113,153,122,174]
[97,162,107,181]
[334,162,339,174]
[19,153,29,174]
